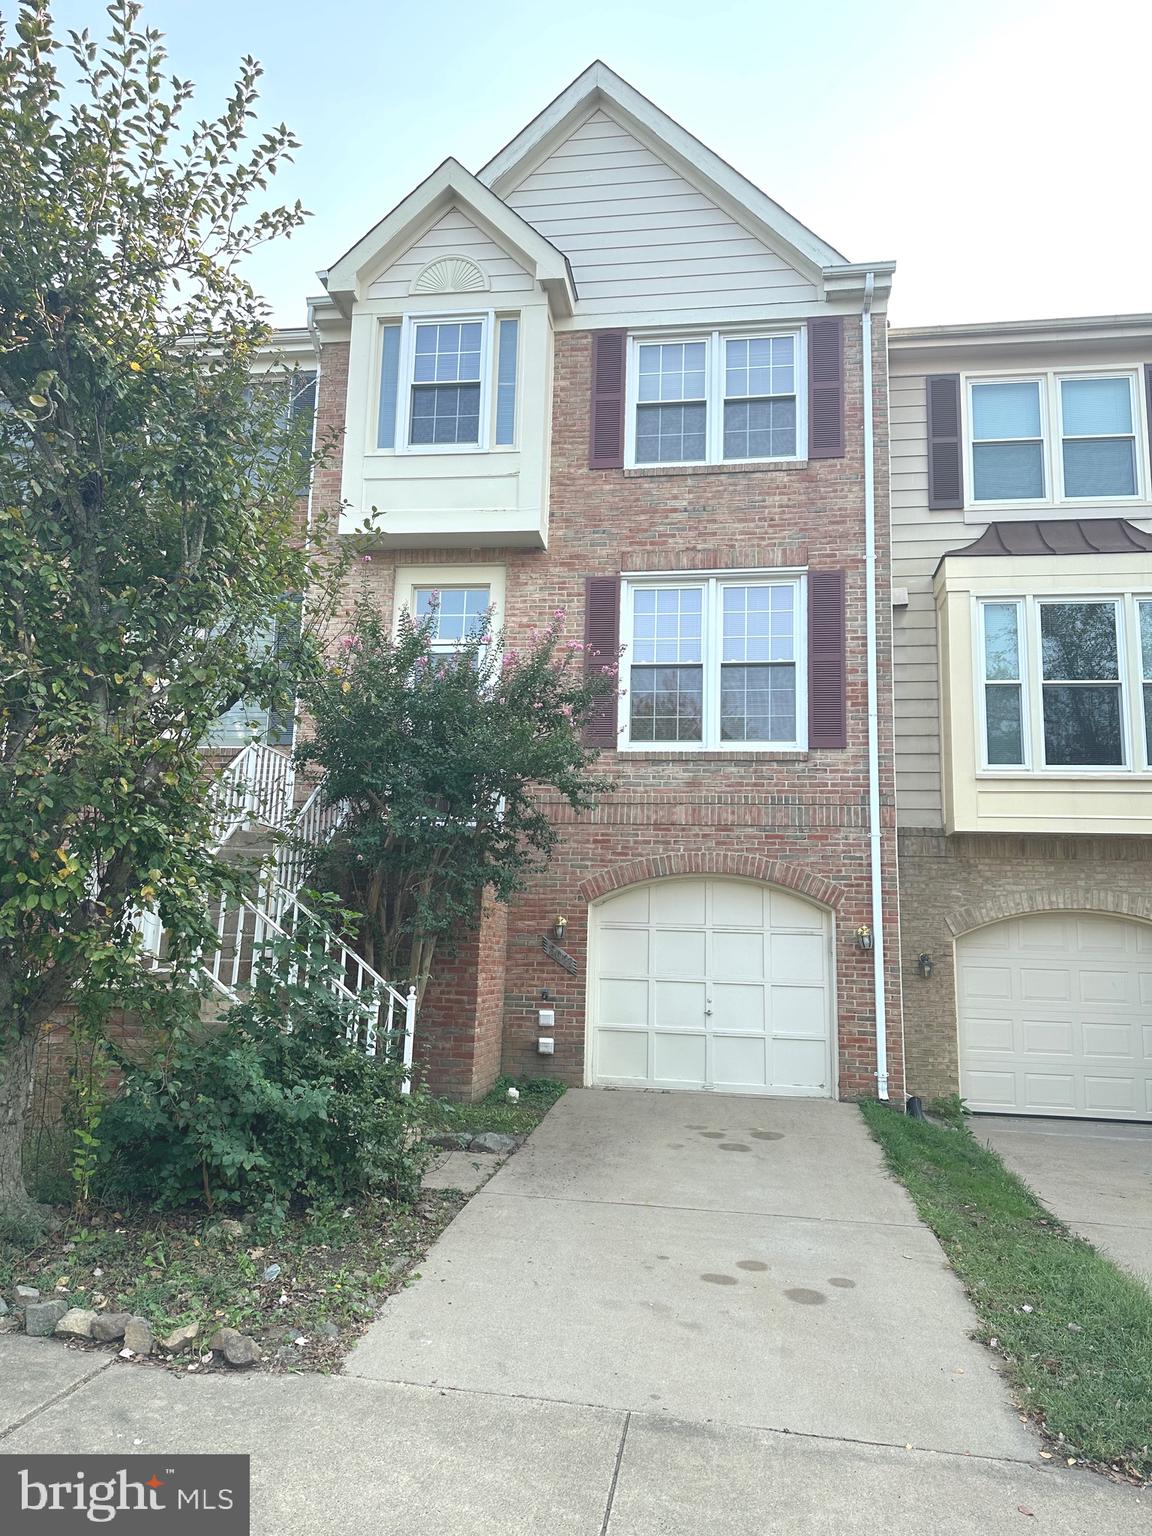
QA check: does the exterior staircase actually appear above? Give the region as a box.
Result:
[134,743,416,1084]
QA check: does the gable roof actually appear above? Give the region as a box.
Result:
[477,61,853,283]
[323,158,577,318]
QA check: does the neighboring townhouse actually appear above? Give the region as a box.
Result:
[304,62,904,1105]
[890,316,1152,1121]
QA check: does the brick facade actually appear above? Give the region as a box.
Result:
[898,829,1152,1101]
[312,323,905,1104]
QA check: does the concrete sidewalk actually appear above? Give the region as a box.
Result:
[2,1090,1147,1531]
[977,1115,1152,1287]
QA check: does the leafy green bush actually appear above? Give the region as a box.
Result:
[99,971,431,1217]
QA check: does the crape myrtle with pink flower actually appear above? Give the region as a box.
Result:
[295,587,620,1010]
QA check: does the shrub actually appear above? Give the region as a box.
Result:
[99,968,431,1217]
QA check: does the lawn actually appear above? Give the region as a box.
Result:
[429,1075,566,1137]
[0,1192,465,1372]
[860,1102,1152,1482]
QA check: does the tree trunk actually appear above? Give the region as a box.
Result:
[0,1022,39,1209]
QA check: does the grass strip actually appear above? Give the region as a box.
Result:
[860,1101,1152,1482]
[428,1075,566,1136]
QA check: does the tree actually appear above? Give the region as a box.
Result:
[296,591,618,1007]
[0,1,325,1208]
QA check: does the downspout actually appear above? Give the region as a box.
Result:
[861,271,889,1100]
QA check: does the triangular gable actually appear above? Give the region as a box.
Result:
[324,158,577,317]
[478,62,846,284]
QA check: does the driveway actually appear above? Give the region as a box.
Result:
[977,1115,1152,1286]
[3,1091,1147,1534]
[348,1089,1032,1454]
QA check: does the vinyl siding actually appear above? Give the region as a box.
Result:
[890,370,968,828]
[367,209,534,300]
[503,109,818,318]
[891,342,1152,833]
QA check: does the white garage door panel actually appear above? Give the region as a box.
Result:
[591,878,832,1096]
[958,915,1152,1121]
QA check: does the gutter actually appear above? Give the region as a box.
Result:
[861,271,889,1100]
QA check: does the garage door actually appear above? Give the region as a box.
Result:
[590,879,832,1095]
[958,914,1152,1120]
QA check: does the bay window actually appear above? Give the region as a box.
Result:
[977,594,1152,771]
[628,331,804,466]
[376,314,520,452]
[968,372,1144,505]
[622,575,805,749]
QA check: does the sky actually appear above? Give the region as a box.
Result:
[45,0,1152,329]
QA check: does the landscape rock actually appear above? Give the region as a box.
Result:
[317,1320,340,1339]
[160,1322,200,1354]
[91,1312,132,1344]
[427,1131,472,1150]
[0,1297,8,1316]
[25,1299,69,1337]
[54,1307,98,1340]
[123,1317,153,1356]
[262,1263,281,1282]
[468,1132,520,1155]
[208,1326,261,1368]
[14,1285,40,1304]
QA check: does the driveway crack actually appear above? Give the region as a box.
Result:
[600,1411,631,1536]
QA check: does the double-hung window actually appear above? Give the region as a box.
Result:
[622,575,805,749]
[377,315,520,452]
[413,585,492,655]
[977,595,1152,771]
[968,372,1144,504]
[629,331,804,466]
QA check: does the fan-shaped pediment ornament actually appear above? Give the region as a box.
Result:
[410,255,490,295]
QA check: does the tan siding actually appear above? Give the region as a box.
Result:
[890,371,969,830]
[367,209,534,300]
[504,109,818,318]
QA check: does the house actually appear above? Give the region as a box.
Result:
[890,316,1152,1121]
[302,62,904,1105]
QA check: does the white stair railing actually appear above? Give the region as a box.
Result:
[131,743,414,1076]
[208,741,295,847]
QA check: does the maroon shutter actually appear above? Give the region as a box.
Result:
[589,330,627,469]
[807,570,846,750]
[807,317,844,459]
[583,576,620,748]
[927,374,964,509]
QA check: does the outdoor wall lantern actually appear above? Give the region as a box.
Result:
[552,915,568,942]
[854,925,874,952]
[918,952,934,979]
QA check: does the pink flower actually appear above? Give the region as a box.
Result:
[361,554,373,563]
[561,705,573,718]
[553,607,566,619]
[566,640,584,651]
[338,635,356,650]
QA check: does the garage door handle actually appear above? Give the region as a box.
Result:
[705,1005,713,1016]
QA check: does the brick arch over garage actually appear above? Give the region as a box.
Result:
[578,853,843,911]
[946,888,1152,939]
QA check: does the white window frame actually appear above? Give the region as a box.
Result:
[392,563,506,649]
[1054,373,1141,502]
[624,329,807,469]
[394,312,495,455]
[974,592,1152,775]
[964,369,1148,511]
[617,571,808,752]
[975,598,1030,771]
